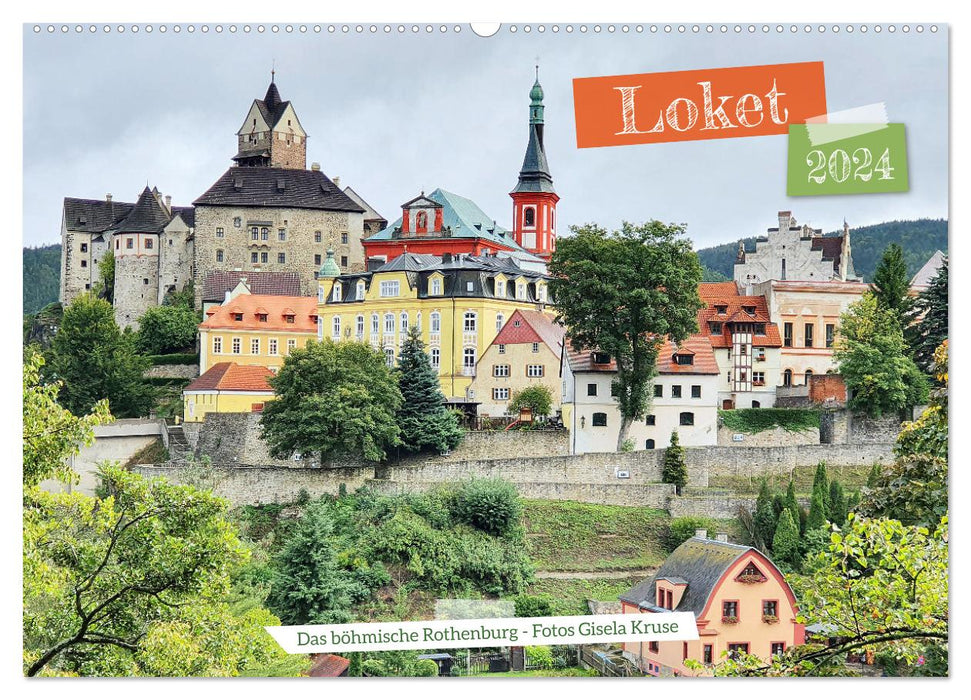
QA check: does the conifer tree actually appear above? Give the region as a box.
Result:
[829,480,847,527]
[807,489,828,531]
[753,478,778,552]
[662,430,689,496]
[871,243,911,319]
[266,500,353,625]
[811,463,831,519]
[394,327,464,454]
[772,509,801,569]
[906,255,948,376]
[784,479,801,534]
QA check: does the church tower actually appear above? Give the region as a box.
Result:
[510,69,559,260]
[233,73,308,169]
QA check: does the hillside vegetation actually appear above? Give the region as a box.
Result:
[23,245,61,314]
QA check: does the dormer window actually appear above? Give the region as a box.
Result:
[233,313,244,321]
[258,314,268,322]
[743,305,756,315]
[708,321,723,334]
[431,278,442,295]
[593,352,611,365]
[673,353,694,366]
[715,304,728,314]
[357,280,366,299]
[737,561,768,584]
[496,279,506,298]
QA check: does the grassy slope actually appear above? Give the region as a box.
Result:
[707,462,875,495]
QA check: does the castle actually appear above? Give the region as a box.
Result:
[59,74,386,329]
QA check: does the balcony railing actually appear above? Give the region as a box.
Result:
[460,366,476,377]
[462,331,478,346]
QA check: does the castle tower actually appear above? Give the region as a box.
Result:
[112,186,169,329]
[510,69,559,260]
[234,72,308,169]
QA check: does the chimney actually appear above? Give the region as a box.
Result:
[332,175,341,187]
[442,252,453,264]
[695,528,708,539]
[105,193,112,203]
[715,532,729,543]
[164,195,172,212]
[311,162,320,171]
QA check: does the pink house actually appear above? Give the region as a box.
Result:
[619,533,805,676]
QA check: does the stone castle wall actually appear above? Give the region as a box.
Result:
[114,253,159,329]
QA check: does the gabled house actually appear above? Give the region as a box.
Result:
[182,362,275,423]
[619,533,805,677]
[470,309,566,416]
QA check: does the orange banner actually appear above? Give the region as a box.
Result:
[573,61,827,148]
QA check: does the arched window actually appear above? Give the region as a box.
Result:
[400,312,409,334]
[332,316,341,339]
[496,313,505,331]
[430,312,441,334]
[464,311,477,333]
[463,347,476,370]
[384,313,395,334]
[356,280,366,299]
[592,412,608,427]
[356,315,365,338]
[415,311,422,331]
[804,369,814,385]
[384,347,395,367]
[524,207,535,227]
[783,369,793,387]
[752,400,761,409]
[416,211,428,232]
[371,313,380,334]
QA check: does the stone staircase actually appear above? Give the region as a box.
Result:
[164,423,193,465]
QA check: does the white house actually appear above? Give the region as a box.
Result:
[561,336,720,455]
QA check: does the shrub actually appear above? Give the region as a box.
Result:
[719,408,820,434]
[526,646,555,670]
[146,353,199,366]
[515,594,554,618]
[136,304,200,355]
[413,659,439,677]
[453,478,522,536]
[508,385,554,418]
[666,516,712,552]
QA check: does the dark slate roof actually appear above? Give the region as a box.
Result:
[116,187,172,233]
[193,167,365,212]
[619,538,754,616]
[512,122,555,194]
[810,235,845,274]
[63,198,134,233]
[171,206,195,228]
[257,79,290,129]
[201,270,303,302]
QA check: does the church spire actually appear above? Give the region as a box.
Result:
[510,72,559,260]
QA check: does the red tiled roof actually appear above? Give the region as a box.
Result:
[184,362,274,393]
[308,654,351,677]
[200,294,318,333]
[566,335,720,375]
[492,309,566,352]
[698,284,782,349]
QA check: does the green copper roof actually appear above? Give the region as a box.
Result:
[366,188,531,254]
[318,248,341,277]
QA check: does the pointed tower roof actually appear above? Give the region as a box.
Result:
[254,76,291,129]
[512,72,555,195]
[116,186,172,233]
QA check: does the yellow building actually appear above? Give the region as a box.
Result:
[183,362,275,422]
[198,287,318,374]
[316,250,551,402]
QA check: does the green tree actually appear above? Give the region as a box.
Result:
[265,500,354,625]
[94,251,115,304]
[806,489,828,531]
[394,327,463,454]
[811,463,830,519]
[23,348,111,488]
[661,430,688,496]
[548,221,704,449]
[136,304,200,355]
[508,385,554,418]
[665,516,712,552]
[783,479,801,534]
[47,294,155,418]
[834,293,928,417]
[771,509,800,569]
[162,280,196,309]
[453,477,522,536]
[260,339,402,464]
[828,481,847,528]
[870,243,911,319]
[905,256,947,376]
[753,479,777,553]
[22,465,276,677]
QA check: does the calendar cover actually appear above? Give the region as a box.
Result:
[21,20,948,681]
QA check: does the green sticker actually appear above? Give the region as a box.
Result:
[787,123,909,196]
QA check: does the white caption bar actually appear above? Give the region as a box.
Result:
[265,612,697,654]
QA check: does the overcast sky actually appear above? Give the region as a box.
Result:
[23,24,948,250]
